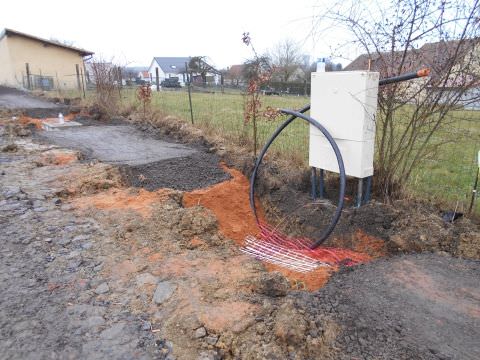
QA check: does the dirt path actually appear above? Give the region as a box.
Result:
[293,254,480,359]
[0,86,62,110]
[0,146,161,359]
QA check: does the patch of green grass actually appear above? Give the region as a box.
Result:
[409,110,480,213]
[146,89,310,162]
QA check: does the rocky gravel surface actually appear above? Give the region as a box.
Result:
[0,143,172,359]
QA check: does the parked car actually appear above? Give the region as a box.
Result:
[161,78,181,88]
[261,87,280,95]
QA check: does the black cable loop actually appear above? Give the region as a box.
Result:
[249,106,346,249]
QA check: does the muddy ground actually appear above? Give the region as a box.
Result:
[1,95,480,359]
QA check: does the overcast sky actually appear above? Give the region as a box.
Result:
[1,0,355,68]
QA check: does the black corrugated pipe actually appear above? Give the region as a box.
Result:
[249,69,430,249]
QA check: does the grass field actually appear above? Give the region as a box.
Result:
[55,87,480,214]
[121,88,311,163]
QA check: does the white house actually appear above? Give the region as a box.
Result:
[148,57,190,86]
[148,56,221,86]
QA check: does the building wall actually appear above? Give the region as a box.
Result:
[0,34,88,90]
[0,36,14,86]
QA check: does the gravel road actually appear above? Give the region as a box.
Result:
[0,153,164,359]
[0,86,61,110]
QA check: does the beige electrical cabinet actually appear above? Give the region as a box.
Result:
[309,71,379,178]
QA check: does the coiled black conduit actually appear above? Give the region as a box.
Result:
[249,106,346,249]
[250,69,430,249]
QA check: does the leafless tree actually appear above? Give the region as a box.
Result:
[319,0,480,199]
[188,56,219,85]
[268,39,303,82]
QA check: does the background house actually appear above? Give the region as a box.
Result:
[148,57,190,86]
[0,28,93,91]
[344,39,480,108]
[148,56,220,86]
[123,66,149,84]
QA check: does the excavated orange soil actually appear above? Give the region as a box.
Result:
[183,166,264,244]
[19,113,75,129]
[183,165,374,291]
[73,187,172,217]
[38,149,78,166]
[265,263,334,290]
[351,229,387,257]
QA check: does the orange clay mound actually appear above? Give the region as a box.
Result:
[73,188,172,217]
[183,165,264,244]
[351,229,387,257]
[183,164,374,291]
[39,149,78,166]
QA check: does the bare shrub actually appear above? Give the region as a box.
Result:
[136,84,152,120]
[242,33,278,156]
[89,60,122,117]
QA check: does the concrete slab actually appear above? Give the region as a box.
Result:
[39,125,197,166]
[43,121,82,131]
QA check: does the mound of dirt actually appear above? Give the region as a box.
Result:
[289,253,480,359]
[36,149,79,166]
[120,152,230,192]
[261,184,480,260]
[55,163,122,197]
[183,165,375,291]
[183,166,261,244]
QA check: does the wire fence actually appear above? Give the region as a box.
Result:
[148,85,310,163]
[132,85,480,214]
[62,84,480,215]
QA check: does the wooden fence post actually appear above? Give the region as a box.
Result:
[75,64,81,90]
[25,63,31,90]
[155,67,160,92]
[185,62,194,124]
[80,68,86,99]
[117,66,122,98]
